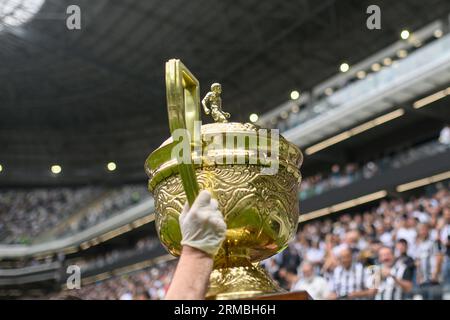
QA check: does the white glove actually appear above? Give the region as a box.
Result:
[179,190,227,256]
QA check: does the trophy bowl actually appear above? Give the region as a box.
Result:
[145,121,303,299]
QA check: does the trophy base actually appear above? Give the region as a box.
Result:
[206,262,284,300]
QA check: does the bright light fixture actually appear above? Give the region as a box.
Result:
[356,71,366,79]
[0,164,3,172]
[396,49,408,58]
[400,30,410,40]
[434,29,443,38]
[383,57,392,66]
[371,63,381,72]
[290,90,300,100]
[107,162,117,171]
[339,63,350,73]
[324,88,334,96]
[249,113,259,123]
[413,87,450,109]
[51,164,62,174]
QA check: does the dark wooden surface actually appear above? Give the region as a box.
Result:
[244,291,312,300]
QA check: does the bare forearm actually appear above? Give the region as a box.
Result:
[165,246,214,300]
[433,254,444,280]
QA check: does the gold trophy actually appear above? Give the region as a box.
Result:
[145,59,303,299]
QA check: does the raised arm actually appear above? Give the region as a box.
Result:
[165,190,226,300]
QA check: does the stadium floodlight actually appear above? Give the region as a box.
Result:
[0,164,3,172]
[107,162,117,171]
[290,90,300,100]
[356,70,366,79]
[383,57,393,66]
[400,29,410,40]
[434,29,443,38]
[305,108,405,155]
[324,88,334,96]
[396,49,408,58]
[249,113,259,123]
[339,62,350,73]
[0,0,46,31]
[413,87,450,109]
[51,164,62,174]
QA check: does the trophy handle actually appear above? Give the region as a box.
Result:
[165,59,200,205]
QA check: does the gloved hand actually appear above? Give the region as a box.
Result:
[179,190,227,256]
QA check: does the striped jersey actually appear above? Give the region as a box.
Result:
[374,259,414,300]
[329,262,367,298]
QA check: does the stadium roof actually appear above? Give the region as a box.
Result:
[1,0,450,186]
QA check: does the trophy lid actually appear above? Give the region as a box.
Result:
[145,122,303,191]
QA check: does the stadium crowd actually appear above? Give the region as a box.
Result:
[265,182,450,300]
[56,181,449,300]
[300,136,449,200]
[0,185,149,244]
[1,131,448,299]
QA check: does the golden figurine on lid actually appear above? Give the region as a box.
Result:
[145,59,303,299]
[202,83,230,123]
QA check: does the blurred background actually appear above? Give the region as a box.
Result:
[0,0,449,299]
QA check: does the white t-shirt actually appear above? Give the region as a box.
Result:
[440,224,450,245]
[291,276,329,300]
[396,227,417,256]
[306,247,325,264]
[120,292,133,300]
[380,231,393,247]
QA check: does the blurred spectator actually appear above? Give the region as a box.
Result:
[327,247,373,299]
[414,223,444,299]
[300,139,447,200]
[396,215,418,254]
[395,239,415,272]
[371,246,414,300]
[291,260,329,300]
[439,125,450,146]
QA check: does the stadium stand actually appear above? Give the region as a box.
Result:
[40,180,449,300]
[0,185,149,244]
